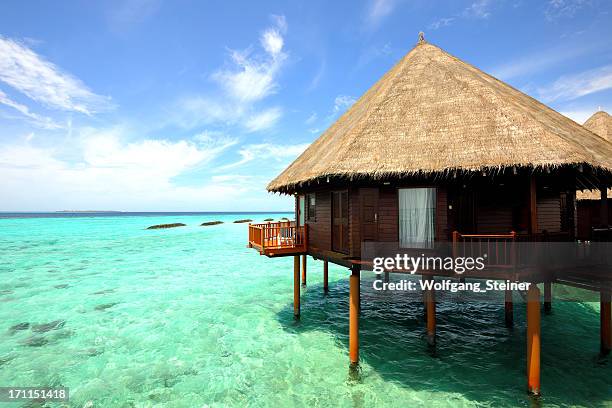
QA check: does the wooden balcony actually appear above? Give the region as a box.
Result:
[248,221,307,257]
[452,231,517,269]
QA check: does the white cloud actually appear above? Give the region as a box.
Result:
[174,16,288,133]
[538,65,612,102]
[212,17,287,104]
[428,17,455,30]
[0,36,113,115]
[490,44,597,80]
[333,95,356,114]
[305,112,318,125]
[0,128,248,211]
[366,0,398,27]
[108,0,162,32]
[244,107,282,132]
[219,142,309,170]
[463,0,492,18]
[428,0,491,30]
[559,108,607,124]
[545,0,591,21]
[0,89,62,129]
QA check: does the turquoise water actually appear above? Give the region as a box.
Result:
[0,213,610,407]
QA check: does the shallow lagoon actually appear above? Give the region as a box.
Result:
[0,213,610,407]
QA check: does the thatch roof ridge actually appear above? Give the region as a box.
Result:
[268,39,612,193]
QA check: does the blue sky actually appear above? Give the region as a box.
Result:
[1,0,611,211]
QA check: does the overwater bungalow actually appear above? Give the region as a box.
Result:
[247,34,612,396]
[576,111,612,240]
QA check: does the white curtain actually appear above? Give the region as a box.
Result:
[298,196,305,226]
[399,188,436,248]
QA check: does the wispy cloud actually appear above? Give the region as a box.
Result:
[366,0,398,28]
[305,112,318,125]
[537,65,612,102]
[307,59,326,92]
[175,16,288,132]
[490,40,601,80]
[428,17,455,30]
[0,127,243,211]
[0,89,62,129]
[107,0,162,32]
[219,142,309,170]
[357,43,393,67]
[428,0,492,30]
[244,107,283,132]
[559,107,609,124]
[212,15,287,103]
[0,36,113,115]
[463,0,492,18]
[545,0,592,21]
[333,95,356,114]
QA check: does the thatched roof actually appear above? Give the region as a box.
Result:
[584,111,612,143]
[577,111,612,201]
[268,36,612,193]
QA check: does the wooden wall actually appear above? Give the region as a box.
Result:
[302,177,572,262]
[577,199,612,240]
[306,191,332,251]
[537,195,561,233]
[378,187,398,242]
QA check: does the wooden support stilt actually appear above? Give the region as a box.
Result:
[301,255,307,286]
[349,265,360,366]
[544,282,552,313]
[384,271,390,283]
[505,288,513,327]
[323,260,329,292]
[601,290,611,355]
[526,285,541,396]
[426,278,436,347]
[293,255,300,318]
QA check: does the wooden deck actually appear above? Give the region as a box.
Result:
[248,221,307,257]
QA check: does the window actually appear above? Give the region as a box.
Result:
[298,195,305,226]
[399,188,436,248]
[307,194,316,221]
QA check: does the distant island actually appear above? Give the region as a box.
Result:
[56,210,124,213]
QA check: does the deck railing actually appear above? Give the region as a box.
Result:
[452,231,517,268]
[248,221,307,255]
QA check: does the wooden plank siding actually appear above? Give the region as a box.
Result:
[306,191,332,251]
[378,187,398,242]
[537,195,562,233]
[349,188,360,258]
[436,188,449,241]
[299,177,573,264]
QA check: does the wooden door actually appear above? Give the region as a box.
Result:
[360,188,379,242]
[456,189,477,234]
[332,191,349,253]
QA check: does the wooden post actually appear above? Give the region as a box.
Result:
[601,290,611,355]
[384,271,390,283]
[426,278,436,347]
[529,175,538,236]
[301,255,307,286]
[544,282,552,313]
[505,289,513,327]
[293,256,300,318]
[349,265,360,366]
[323,260,329,292]
[526,285,541,396]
